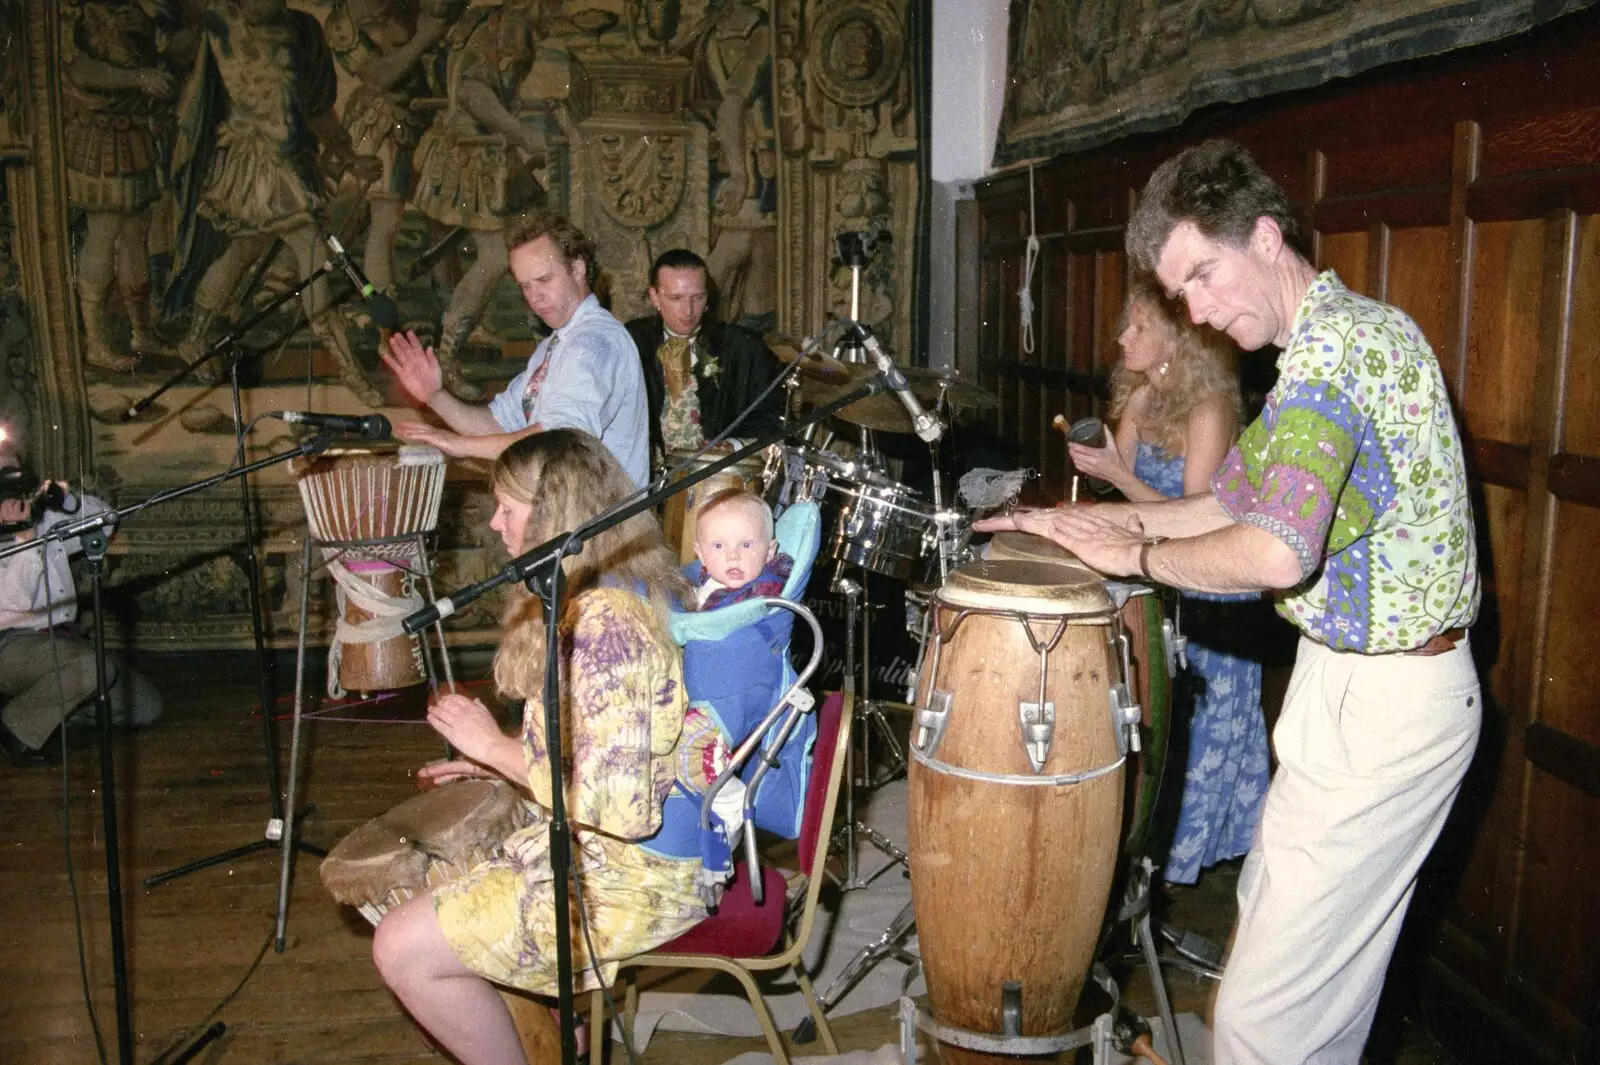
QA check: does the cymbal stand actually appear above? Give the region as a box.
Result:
[830,562,908,893]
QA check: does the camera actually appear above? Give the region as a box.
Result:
[0,465,69,531]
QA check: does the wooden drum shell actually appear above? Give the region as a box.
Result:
[336,566,427,694]
[986,531,1171,856]
[906,561,1124,1051]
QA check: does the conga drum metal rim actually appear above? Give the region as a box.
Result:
[935,559,1114,618]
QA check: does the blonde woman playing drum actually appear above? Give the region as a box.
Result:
[371,430,702,1065]
[1070,275,1273,889]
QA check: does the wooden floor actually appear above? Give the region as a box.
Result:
[1,651,1458,1065]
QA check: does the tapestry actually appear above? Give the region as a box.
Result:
[995,0,1599,165]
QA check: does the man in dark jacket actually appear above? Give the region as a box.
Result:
[625,249,785,471]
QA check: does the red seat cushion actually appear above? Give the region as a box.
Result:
[657,865,789,958]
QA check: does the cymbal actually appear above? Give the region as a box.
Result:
[802,364,921,434]
[764,332,857,384]
[901,367,1000,411]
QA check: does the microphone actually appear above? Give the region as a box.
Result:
[268,411,392,440]
[325,234,401,329]
[847,321,943,442]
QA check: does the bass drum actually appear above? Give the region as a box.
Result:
[984,531,1172,860]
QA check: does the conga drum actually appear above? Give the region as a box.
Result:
[660,446,768,563]
[292,445,446,696]
[907,560,1127,1058]
[985,531,1172,858]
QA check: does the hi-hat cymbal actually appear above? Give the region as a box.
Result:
[764,332,856,383]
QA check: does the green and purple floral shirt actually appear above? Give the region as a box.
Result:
[1212,271,1479,653]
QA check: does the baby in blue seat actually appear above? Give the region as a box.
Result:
[690,489,792,610]
[655,491,821,893]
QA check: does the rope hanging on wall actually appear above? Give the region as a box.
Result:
[1019,163,1040,354]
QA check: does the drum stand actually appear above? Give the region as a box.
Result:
[275,531,458,951]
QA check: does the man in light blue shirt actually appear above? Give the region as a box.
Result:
[384,213,649,486]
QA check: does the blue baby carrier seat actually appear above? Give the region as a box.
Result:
[649,500,824,898]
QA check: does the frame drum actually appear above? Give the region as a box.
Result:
[907,559,1125,1053]
[985,531,1171,858]
[320,778,531,925]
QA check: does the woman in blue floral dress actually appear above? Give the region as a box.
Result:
[1069,277,1272,885]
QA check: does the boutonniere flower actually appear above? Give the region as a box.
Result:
[699,354,722,380]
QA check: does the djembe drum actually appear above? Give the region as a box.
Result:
[292,445,446,696]
[660,446,768,563]
[320,779,560,1060]
[985,530,1172,857]
[320,778,531,924]
[906,559,1129,1060]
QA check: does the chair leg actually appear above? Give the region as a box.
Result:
[589,987,605,1064]
[498,988,562,1064]
[725,965,791,1065]
[792,962,840,1055]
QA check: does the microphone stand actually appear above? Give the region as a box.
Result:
[0,434,334,1065]
[132,252,371,909]
[401,376,891,1065]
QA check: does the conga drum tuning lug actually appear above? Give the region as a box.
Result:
[1161,617,1189,675]
[913,688,953,756]
[1019,700,1056,774]
[1107,683,1143,755]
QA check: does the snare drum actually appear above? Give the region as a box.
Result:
[985,531,1171,857]
[907,560,1126,1048]
[320,778,531,926]
[292,445,447,695]
[660,447,769,564]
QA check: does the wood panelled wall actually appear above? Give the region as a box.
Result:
[959,11,1600,1065]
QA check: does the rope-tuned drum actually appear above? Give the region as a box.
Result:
[291,445,447,695]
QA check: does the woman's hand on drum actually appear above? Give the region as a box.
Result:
[415,758,494,791]
[428,693,525,780]
[974,507,1147,576]
[381,330,443,405]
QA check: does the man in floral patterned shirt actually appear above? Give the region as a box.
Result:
[626,249,785,474]
[978,140,1480,1065]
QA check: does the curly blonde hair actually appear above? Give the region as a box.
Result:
[1107,274,1242,455]
[490,431,689,702]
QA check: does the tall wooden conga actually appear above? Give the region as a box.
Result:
[907,559,1125,1060]
[292,445,446,695]
[985,531,1172,857]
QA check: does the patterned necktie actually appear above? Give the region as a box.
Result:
[659,334,692,399]
[522,332,559,421]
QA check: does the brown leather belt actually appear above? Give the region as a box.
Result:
[1405,627,1467,656]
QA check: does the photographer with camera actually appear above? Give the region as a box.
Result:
[0,442,162,767]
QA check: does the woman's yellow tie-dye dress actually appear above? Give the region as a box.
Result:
[433,586,708,994]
